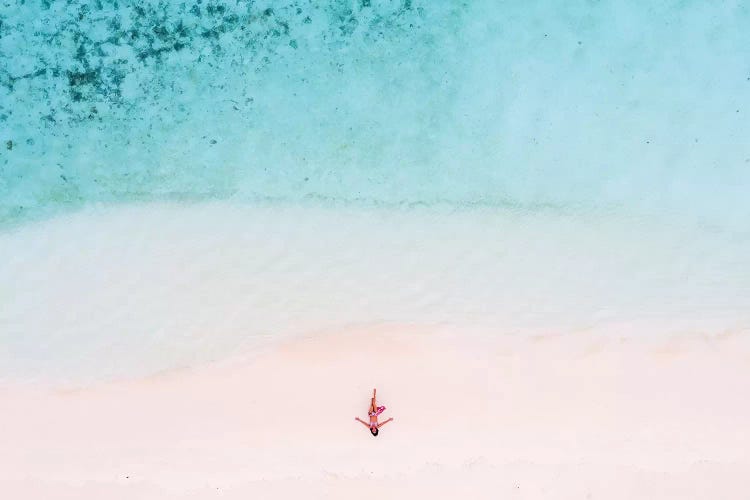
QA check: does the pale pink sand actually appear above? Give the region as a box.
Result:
[2,325,748,499]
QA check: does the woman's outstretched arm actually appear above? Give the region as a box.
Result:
[377,417,394,428]
[355,417,370,428]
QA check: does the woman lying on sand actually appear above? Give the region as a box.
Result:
[355,388,394,436]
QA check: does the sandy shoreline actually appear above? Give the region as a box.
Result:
[2,205,748,498]
[2,324,748,499]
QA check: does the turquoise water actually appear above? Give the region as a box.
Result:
[2,0,749,229]
[3,1,750,381]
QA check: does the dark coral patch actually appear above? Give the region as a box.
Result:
[2,0,428,124]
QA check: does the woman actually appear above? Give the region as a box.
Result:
[355,388,394,436]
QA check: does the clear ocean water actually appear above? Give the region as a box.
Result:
[2,0,749,228]
[1,1,749,382]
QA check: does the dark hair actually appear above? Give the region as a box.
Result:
[370,427,379,436]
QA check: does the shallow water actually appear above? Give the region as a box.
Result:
[1,203,748,382]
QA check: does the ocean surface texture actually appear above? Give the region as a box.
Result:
[2,0,749,227]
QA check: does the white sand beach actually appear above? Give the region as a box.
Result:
[1,204,748,499]
[2,324,749,499]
